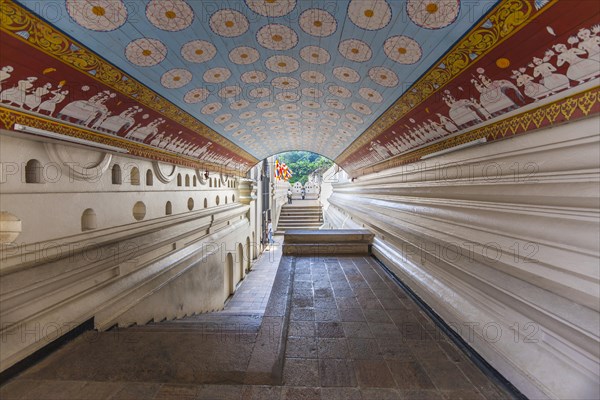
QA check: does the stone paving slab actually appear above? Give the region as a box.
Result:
[0,254,517,399]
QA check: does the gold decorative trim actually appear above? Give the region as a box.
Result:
[350,87,599,176]
[336,0,554,164]
[0,0,258,165]
[0,106,246,175]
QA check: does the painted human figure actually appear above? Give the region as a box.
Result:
[442,90,457,107]
[88,91,112,106]
[409,131,422,146]
[577,27,600,62]
[512,68,549,100]
[24,82,52,110]
[532,53,570,93]
[471,78,485,93]
[98,105,141,134]
[470,97,493,119]
[86,91,114,125]
[554,43,600,83]
[192,142,212,157]
[478,73,493,88]
[473,72,523,116]
[175,139,188,152]
[125,118,165,141]
[171,138,186,152]
[149,132,164,147]
[36,87,68,115]
[427,119,448,139]
[397,131,411,147]
[184,144,199,155]
[391,137,407,152]
[369,140,390,159]
[165,133,183,150]
[1,76,37,107]
[0,65,14,92]
[437,113,458,133]
[385,142,399,155]
[416,125,430,142]
[181,143,195,154]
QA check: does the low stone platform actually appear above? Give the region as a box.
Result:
[283,229,374,256]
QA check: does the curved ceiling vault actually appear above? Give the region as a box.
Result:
[0,0,599,175]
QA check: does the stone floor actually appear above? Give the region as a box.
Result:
[284,199,321,207]
[221,236,283,314]
[0,252,515,400]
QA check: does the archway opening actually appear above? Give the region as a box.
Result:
[245,236,251,271]
[111,164,122,185]
[81,208,97,231]
[225,252,234,299]
[25,159,43,183]
[130,167,140,186]
[238,243,244,281]
[146,169,153,186]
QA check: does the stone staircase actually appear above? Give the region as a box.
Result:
[276,202,323,233]
[127,312,263,334]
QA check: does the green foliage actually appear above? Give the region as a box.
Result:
[277,151,333,185]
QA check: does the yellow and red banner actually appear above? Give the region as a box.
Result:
[274,159,292,181]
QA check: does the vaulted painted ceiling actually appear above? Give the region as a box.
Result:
[1,0,599,175]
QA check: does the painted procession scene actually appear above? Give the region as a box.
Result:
[0,0,598,173]
[340,1,600,171]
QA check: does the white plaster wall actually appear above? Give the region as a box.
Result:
[324,116,600,400]
[320,165,349,227]
[0,132,262,373]
[0,133,239,244]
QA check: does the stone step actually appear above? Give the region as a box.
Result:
[128,325,261,334]
[278,224,322,228]
[279,211,322,216]
[279,204,323,237]
[128,313,263,333]
[281,207,322,212]
[280,213,321,216]
[167,313,262,324]
[280,218,321,222]
[280,210,322,215]
[280,209,322,213]
[278,218,322,223]
[277,228,322,233]
[280,212,322,216]
[279,220,321,223]
[278,224,323,228]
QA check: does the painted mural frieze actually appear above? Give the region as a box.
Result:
[355,87,599,175]
[0,0,257,172]
[0,106,225,172]
[338,0,600,174]
[337,0,544,163]
[0,0,598,173]
[4,0,503,160]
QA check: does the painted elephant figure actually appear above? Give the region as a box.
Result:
[448,99,483,128]
[99,115,135,135]
[58,100,106,126]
